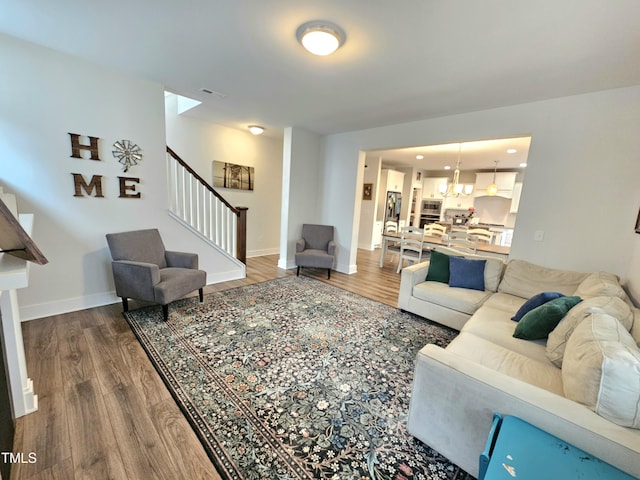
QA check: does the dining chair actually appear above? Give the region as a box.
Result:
[467,228,493,244]
[396,226,425,273]
[383,221,401,264]
[423,222,447,238]
[385,220,398,233]
[447,231,478,254]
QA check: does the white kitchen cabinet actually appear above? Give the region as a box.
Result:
[381,169,405,192]
[421,176,449,199]
[510,182,523,213]
[475,172,517,197]
[443,195,474,210]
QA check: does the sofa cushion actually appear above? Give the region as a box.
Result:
[498,259,588,299]
[449,257,486,291]
[412,281,492,316]
[482,292,527,314]
[446,332,564,395]
[574,271,626,299]
[434,246,504,292]
[546,296,634,367]
[562,313,640,429]
[425,250,452,283]
[513,296,582,340]
[511,292,565,322]
[632,308,640,346]
[463,305,549,362]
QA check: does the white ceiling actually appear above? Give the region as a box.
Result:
[368,136,532,172]
[1,0,639,142]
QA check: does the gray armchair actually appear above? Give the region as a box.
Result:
[105,229,206,321]
[295,224,336,279]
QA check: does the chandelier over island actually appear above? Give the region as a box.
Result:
[439,143,474,197]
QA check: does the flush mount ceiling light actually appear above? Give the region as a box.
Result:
[296,21,345,56]
[248,125,265,135]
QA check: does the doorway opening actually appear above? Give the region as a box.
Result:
[357,136,531,254]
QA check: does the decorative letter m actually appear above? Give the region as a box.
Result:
[71,174,104,197]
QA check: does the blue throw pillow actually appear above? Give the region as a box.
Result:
[511,292,566,322]
[448,256,486,291]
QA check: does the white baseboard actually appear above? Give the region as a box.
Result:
[247,247,280,258]
[336,261,358,275]
[278,258,297,270]
[20,269,246,322]
[20,291,119,322]
[206,268,246,284]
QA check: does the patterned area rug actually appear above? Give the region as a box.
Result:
[124,276,473,480]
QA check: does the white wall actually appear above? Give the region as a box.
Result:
[357,157,382,250]
[164,96,283,257]
[399,167,416,225]
[321,86,640,295]
[626,236,640,304]
[318,142,363,274]
[278,127,323,270]
[0,34,242,320]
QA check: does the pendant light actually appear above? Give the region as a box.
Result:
[440,143,474,197]
[487,160,499,196]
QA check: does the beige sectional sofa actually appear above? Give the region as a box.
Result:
[398,248,640,478]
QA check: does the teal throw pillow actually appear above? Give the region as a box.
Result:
[513,296,583,340]
[448,256,486,291]
[426,250,450,283]
[511,292,566,322]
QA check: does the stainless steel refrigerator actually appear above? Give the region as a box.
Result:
[384,191,402,225]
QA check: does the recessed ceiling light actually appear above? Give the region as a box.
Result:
[296,21,345,56]
[248,125,265,135]
[520,162,528,168]
[507,148,517,154]
[416,155,424,160]
[444,165,451,170]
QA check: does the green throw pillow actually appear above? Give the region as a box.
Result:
[513,296,582,340]
[426,250,450,283]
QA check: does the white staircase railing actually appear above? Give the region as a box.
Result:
[166,147,247,263]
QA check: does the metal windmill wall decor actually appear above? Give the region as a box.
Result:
[112,140,143,172]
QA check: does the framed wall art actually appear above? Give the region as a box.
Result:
[635,208,640,234]
[363,183,373,200]
[213,161,254,191]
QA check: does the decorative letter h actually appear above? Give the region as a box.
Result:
[68,133,101,160]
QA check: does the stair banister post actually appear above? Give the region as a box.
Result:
[236,207,248,264]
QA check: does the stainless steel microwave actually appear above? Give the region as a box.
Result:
[422,200,442,214]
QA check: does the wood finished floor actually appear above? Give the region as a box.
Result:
[11,248,401,480]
